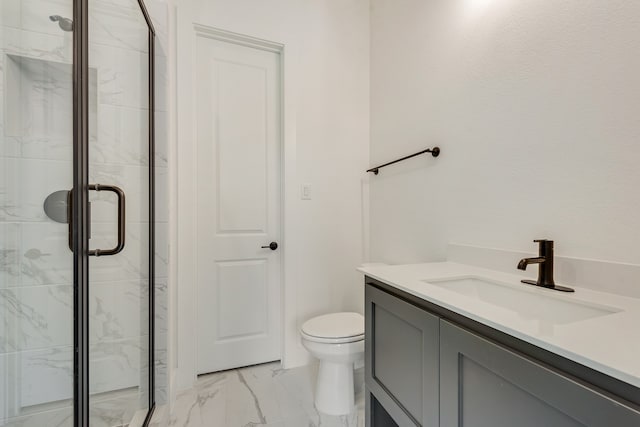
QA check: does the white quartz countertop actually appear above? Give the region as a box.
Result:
[358,262,640,389]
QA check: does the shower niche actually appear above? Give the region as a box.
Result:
[4,54,97,160]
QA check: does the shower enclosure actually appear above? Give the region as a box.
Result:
[1,0,155,426]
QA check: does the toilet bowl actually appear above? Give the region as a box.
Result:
[301,312,365,415]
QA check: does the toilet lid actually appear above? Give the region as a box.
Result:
[301,312,364,341]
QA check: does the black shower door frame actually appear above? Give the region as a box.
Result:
[72,1,156,425]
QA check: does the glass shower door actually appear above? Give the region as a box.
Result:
[87,1,153,425]
[1,0,75,425]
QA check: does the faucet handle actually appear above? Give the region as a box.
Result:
[533,239,554,255]
[534,239,554,248]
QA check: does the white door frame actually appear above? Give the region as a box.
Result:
[176,17,300,391]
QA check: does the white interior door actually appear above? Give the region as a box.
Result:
[195,34,282,374]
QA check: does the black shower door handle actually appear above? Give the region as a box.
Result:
[88,184,126,257]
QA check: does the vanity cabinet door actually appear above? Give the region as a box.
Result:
[365,285,439,426]
[440,320,640,427]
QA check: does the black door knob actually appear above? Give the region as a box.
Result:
[261,242,278,251]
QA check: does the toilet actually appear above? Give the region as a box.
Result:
[301,312,365,415]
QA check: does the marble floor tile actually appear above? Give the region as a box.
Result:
[167,362,365,427]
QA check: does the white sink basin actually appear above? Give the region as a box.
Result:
[424,276,621,325]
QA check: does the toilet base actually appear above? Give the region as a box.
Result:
[315,360,355,415]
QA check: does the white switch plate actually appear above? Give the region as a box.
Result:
[301,183,312,200]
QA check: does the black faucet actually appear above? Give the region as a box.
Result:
[517,240,574,293]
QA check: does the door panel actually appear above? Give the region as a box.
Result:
[216,60,269,234]
[196,33,282,374]
[216,260,268,341]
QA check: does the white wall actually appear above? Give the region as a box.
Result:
[175,0,370,390]
[370,0,640,266]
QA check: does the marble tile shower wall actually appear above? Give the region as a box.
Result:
[0,0,170,425]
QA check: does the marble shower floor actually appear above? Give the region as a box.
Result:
[166,362,365,427]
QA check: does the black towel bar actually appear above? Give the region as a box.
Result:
[366,147,440,175]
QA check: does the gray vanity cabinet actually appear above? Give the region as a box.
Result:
[365,281,640,427]
[439,320,640,427]
[365,285,440,426]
